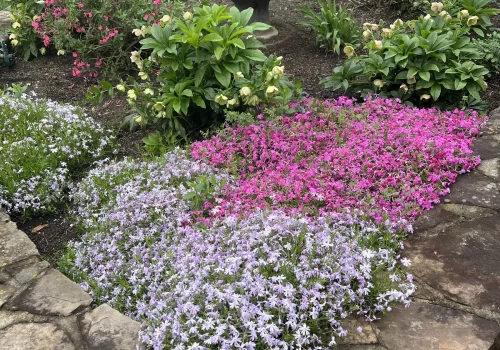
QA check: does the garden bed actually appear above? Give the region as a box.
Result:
[0,0,498,347]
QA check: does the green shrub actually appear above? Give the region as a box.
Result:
[321,11,489,109]
[0,89,115,219]
[88,4,300,140]
[472,31,500,74]
[298,0,361,54]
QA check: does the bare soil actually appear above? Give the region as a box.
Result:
[1,0,499,261]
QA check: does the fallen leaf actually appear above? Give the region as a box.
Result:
[31,224,49,233]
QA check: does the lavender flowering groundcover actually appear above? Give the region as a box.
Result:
[0,92,115,218]
[61,97,486,349]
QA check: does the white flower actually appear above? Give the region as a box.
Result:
[138,72,149,81]
[160,15,171,23]
[239,86,251,97]
[144,88,154,96]
[127,90,137,100]
[467,16,479,26]
[57,49,65,56]
[272,65,285,76]
[183,11,193,21]
[363,30,372,40]
[215,94,228,105]
[132,28,143,37]
[458,9,469,19]
[9,34,16,40]
[11,39,19,46]
[430,2,444,12]
[116,84,126,92]
[420,93,431,100]
[265,85,279,96]
[343,45,355,59]
[423,14,432,21]
[374,40,383,51]
[373,79,385,88]
[12,22,21,29]
[235,71,244,79]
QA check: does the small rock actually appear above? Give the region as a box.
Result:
[483,108,500,136]
[0,310,48,330]
[6,269,91,317]
[472,136,500,160]
[78,304,141,350]
[338,318,377,345]
[0,323,75,350]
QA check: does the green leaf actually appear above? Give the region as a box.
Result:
[199,33,224,44]
[472,27,484,37]
[430,84,441,101]
[241,49,267,61]
[194,65,207,87]
[172,99,181,113]
[239,8,253,26]
[419,71,431,81]
[183,192,197,200]
[214,46,225,60]
[215,69,232,87]
[193,96,206,108]
[466,85,481,101]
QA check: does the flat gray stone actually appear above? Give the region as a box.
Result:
[477,158,500,180]
[0,322,75,350]
[483,108,500,136]
[78,304,140,350]
[491,332,500,350]
[0,282,16,308]
[441,203,497,220]
[471,136,500,160]
[375,302,500,350]
[444,171,500,210]
[0,310,48,330]
[412,205,458,232]
[334,346,386,350]
[403,214,500,312]
[7,269,91,316]
[0,214,39,268]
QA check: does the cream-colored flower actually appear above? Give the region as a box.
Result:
[390,24,396,30]
[265,85,279,96]
[458,9,469,19]
[130,51,140,63]
[393,18,404,27]
[266,71,274,82]
[363,22,372,30]
[363,30,372,40]
[183,11,193,21]
[40,47,46,55]
[374,40,383,50]
[141,25,151,35]
[11,39,19,46]
[235,71,244,79]
[423,14,432,21]
[132,28,143,37]
[33,15,40,21]
[430,2,444,12]
[153,102,164,111]
[343,45,355,58]
[127,90,137,100]
[371,24,379,31]
[373,79,385,88]
[12,22,21,29]
[276,56,283,62]
[247,95,259,106]
[116,84,126,92]
[57,49,65,55]
[484,81,488,90]
[134,115,143,124]
[467,16,479,26]
[400,83,409,93]
[420,93,431,100]
[226,98,238,107]
[439,10,448,17]
[9,33,16,40]
[240,87,251,97]
[407,76,416,84]
[144,88,154,95]
[272,65,285,76]
[382,28,393,38]
[138,72,149,81]
[160,15,171,23]
[215,94,228,105]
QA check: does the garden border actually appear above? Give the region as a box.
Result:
[0,211,141,350]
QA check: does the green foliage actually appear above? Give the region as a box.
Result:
[6,0,44,60]
[183,173,227,210]
[88,4,300,142]
[321,13,489,109]
[472,31,500,74]
[298,0,361,54]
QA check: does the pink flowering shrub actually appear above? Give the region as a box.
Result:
[8,0,188,78]
[191,97,485,223]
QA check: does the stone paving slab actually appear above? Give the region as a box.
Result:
[375,302,500,350]
[0,212,39,267]
[0,323,75,350]
[444,171,500,209]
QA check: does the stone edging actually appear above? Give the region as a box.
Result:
[0,211,141,350]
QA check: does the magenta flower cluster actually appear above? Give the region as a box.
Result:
[191,97,485,223]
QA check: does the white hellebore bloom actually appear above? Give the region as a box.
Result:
[144,88,154,96]
[272,65,285,76]
[11,39,19,46]
[160,15,171,23]
[420,93,431,100]
[215,94,228,105]
[240,86,251,97]
[138,72,149,81]
[132,28,144,37]
[57,49,65,56]
[343,45,355,59]
[116,84,126,92]
[467,16,479,26]
[430,2,444,12]
[265,85,279,96]
[373,79,385,88]
[183,12,193,21]
[9,33,16,40]
[12,22,21,29]
[458,9,469,19]
[235,71,244,79]
[363,30,372,40]
[423,14,432,21]
[127,90,137,100]
[374,40,383,51]
[393,18,404,27]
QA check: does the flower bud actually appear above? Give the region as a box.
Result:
[276,56,283,62]
[11,39,19,46]
[160,15,171,23]
[235,71,244,79]
[247,95,259,106]
[272,65,285,76]
[183,11,193,21]
[374,40,383,50]
[363,30,372,40]
[393,19,404,27]
[382,28,393,38]
[134,115,143,124]
[57,49,65,55]
[423,14,432,21]
[240,86,251,97]
[40,47,46,55]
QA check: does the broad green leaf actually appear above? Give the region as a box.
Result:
[215,69,232,87]
[430,84,441,101]
[241,49,267,62]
